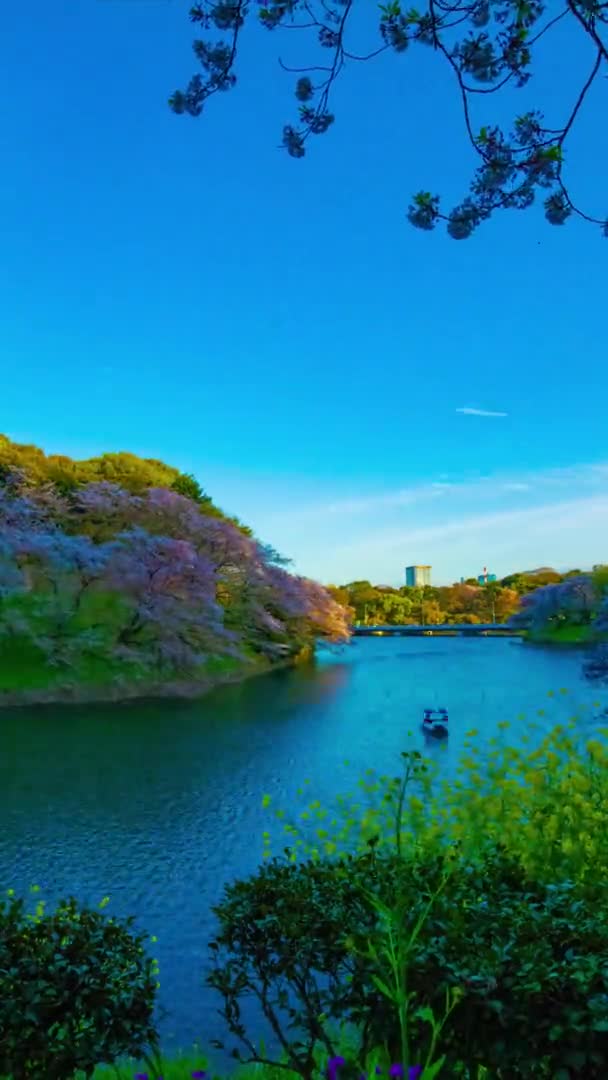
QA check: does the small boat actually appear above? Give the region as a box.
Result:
[422,707,449,738]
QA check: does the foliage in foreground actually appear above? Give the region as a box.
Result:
[263,705,608,896]
[0,891,159,1080]
[170,1,608,239]
[209,841,608,1077]
[4,710,608,1078]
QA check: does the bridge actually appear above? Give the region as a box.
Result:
[353,623,522,637]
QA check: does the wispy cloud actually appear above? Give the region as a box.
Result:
[456,407,509,417]
[241,459,608,584]
[303,494,608,584]
[262,462,605,525]
[335,496,608,556]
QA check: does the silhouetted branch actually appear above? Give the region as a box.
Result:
[170,0,608,240]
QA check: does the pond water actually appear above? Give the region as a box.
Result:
[1,636,607,1062]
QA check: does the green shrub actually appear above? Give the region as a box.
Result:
[378,844,608,1077]
[0,890,160,1080]
[208,844,608,1077]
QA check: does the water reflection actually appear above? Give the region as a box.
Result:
[0,635,606,1057]
[582,642,608,681]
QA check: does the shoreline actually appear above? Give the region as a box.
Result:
[0,650,314,711]
[523,626,608,648]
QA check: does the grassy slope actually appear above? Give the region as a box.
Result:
[0,583,264,697]
[0,647,250,694]
[526,623,608,646]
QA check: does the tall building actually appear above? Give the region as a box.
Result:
[405,565,432,587]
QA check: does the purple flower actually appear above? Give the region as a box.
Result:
[191,1073,207,1079]
[390,1068,404,1079]
[376,1069,383,1076]
[408,1069,423,1080]
[328,1056,346,1080]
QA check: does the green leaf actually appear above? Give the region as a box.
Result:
[421,1057,446,1079]
[413,1004,435,1025]
[371,974,395,1000]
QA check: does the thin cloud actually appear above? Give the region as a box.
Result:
[256,460,608,527]
[456,407,509,417]
[335,495,608,557]
[304,484,448,517]
[307,494,608,584]
[242,461,608,584]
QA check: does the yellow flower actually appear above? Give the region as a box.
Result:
[262,794,271,808]
[587,740,604,762]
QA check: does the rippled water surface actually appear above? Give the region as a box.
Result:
[1,636,607,1057]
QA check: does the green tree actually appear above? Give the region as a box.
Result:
[493,585,521,623]
[478,580,501,622]
[170,471,211,505]
[171,1,608,239]
[436,583,480,621]
[0,891,159,1080]
[0,433,245,531]
[345,580,383,624]
[208,844,608,1077]
[78,451,179,494]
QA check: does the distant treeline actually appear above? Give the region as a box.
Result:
[327,568,593,627]
[0,434,349,697]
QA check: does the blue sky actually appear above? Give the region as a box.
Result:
[3,2,607,586]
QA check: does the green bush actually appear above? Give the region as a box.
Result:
[208,844,608,1077]
[378,845,608,1077]
[0,891,160,1080]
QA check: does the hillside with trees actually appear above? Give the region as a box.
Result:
[509,565,608,642]
[0,432,251,533]
[0,435,350,705]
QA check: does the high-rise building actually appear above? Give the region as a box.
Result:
[405,565,432,587]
